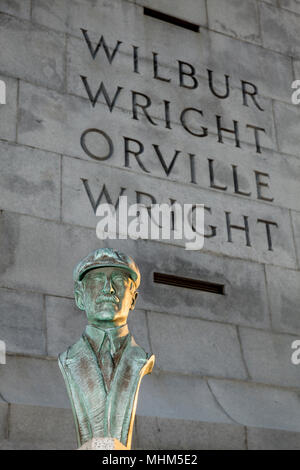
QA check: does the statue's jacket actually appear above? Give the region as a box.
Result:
[58,324,154,447]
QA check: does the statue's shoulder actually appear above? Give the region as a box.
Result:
[58,335,86,367]
[123,334,152,365]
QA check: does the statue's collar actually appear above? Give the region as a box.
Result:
[84,323,129,356]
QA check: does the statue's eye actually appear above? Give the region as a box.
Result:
[85,274,106,285]
[113,276,124,283]
[92,275,105,282]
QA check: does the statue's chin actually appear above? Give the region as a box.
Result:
[89,305,118,322]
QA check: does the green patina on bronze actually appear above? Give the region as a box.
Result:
[58,248,155,449]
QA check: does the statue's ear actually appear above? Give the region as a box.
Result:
[74,282,85,311]
[130,291,138,310]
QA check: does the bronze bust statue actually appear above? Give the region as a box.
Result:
[58,248,155,449]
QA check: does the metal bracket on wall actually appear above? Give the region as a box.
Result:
[143,7,200,33]
[153,272,225,295]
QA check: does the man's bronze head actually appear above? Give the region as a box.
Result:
[73,249,140,328]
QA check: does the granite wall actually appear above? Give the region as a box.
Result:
[0,0,300,450]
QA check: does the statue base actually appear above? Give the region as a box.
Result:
[78,438,128,450]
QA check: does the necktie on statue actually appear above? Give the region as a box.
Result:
[99,334,115,392]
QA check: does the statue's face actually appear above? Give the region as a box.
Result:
[76,267,137,327]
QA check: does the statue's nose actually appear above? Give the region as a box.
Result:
[102,277,115,294]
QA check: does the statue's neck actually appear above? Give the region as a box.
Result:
[87,321,128,332]
[85,323,129,356]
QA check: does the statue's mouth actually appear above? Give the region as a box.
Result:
[96,295,119,305]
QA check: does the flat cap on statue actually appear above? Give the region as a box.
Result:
[73,248,141,288]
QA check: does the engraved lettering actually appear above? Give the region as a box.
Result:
[255,171,274,202]
[132,91,158,126]
[153,53,171,82]
[180,108,208,137]
[81,77,123,109]
[178,61,198,89]
[225,212,251,246]
[124,136,150,173]
[81,29,122,62]
[232,164,251,197]
[241,80,264,111]
[153,145,181,176]
[208,159,228,191]
[82,180,126,213]
[81,128,114,161]
[257,219,278,251]
[208,70,230,99]
[246,124,265,154]
[216,116,241,148]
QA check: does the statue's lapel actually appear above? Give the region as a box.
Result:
[105,335,148,445]
[65,335,108,439]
